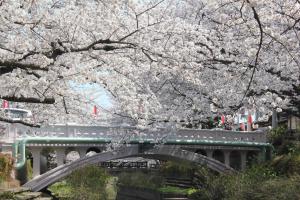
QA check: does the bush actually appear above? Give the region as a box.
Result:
[239,176,300,200]
[49,165,110,200]
[267,126,287,146]
[271,154,300,176]
[0,191,14,199]
[190,165,277,200]
[190,166,228,200]
[275,140,300,155]
[191,164,300,200]
[0,153,14,183]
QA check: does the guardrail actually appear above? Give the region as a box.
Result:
[2,124,267,144]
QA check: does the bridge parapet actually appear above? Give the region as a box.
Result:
[6,124,267,144]
[169,129,266,143]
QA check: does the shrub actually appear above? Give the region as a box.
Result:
[0,153,14,183]
[190,166,229,200]
[49,165,110,200]
[271,154,300,176]
[190,165,277,200]
[275,140,300,155]
[0,191,14,199]
[239,176,300,200]
[267,126,287,146]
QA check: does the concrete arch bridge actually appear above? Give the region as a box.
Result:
[23,145,235,191]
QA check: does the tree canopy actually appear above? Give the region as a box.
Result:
[0,0,299,127]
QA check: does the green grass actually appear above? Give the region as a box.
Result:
[106,177,118,200]
[0,191,15,199]
[49,175,119,200]
[49,181,72,199]
[158,186,198,195]
[26,159,33,180]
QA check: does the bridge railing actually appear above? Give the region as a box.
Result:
[7,124,267,143]
[173,129,267,143]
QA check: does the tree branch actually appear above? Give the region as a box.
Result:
[0,60,48,75]
[1,96,55,104]
[237,1,264,109]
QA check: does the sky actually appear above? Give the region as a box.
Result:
[72,83,113,109]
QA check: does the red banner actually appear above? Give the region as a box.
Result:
[221,115,225,124]
[93,105,97,115]
[2,100,9,108]
[248,115,253,124]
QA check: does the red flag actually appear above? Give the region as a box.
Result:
[240,123,245,131]
[248,115,253,124]
[93,105,97,115]
[221,115,225,124]
[2,100,9,108]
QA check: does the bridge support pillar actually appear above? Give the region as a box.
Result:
[31,148,41,178]
[56,148,65,166]
[241,151,247,170]
[259,147,267,163]
[224,150,230,166]
[78,148,87,158]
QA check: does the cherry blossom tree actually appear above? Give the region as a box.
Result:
[0,0,299,127]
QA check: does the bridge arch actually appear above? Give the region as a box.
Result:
[195,149,207,156]
[23,145,234,191]
[86,147,101,154]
